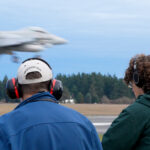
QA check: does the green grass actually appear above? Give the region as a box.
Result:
[99,134,103,141]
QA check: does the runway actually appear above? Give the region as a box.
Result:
[87,115,117,134]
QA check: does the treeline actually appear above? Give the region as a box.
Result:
[56,73,134,104]
[0,73,134,104]
[0,76,15,102]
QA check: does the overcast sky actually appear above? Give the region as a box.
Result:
[0,0,150,79]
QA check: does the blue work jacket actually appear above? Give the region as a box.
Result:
[0,92,102,150]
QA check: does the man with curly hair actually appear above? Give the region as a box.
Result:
[102,54,150,150]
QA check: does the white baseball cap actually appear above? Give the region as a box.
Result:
[17,58,53,84]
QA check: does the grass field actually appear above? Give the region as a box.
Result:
[0,103,18,115]
[0,103,128,116]
[99,134,103,141]
[62,103,128,115]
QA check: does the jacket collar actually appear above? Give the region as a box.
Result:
[136,93,150,107]
[15,92,58,110]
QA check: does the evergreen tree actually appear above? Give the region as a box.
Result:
[85,93,92,103]
[57,73,133,103]
[76,92,84,103]
[0,73,134,103]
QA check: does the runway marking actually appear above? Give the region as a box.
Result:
[93,122,111,126]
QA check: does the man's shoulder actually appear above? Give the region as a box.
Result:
[125,95,150,115]
[0,101,95,136]
[119,96,150,124]
[55,104,94,128]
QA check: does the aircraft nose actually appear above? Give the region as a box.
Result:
[53,36,68,44]
[46,34,67,45]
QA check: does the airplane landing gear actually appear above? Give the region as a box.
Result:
[12,55,20,63]
[34,55,41,59]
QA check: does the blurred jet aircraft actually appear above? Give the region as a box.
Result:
[0,27,67,62]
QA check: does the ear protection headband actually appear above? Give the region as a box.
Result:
[22,57,52,70]
[133,58,143,87]
[6,58,63,100]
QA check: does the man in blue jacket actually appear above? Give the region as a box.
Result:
[0,58,102,150]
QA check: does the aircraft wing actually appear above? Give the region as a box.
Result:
[0,34,34,47]
[0,48,13,55]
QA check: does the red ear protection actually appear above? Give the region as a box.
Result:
[6,78,22,99]
[11,78,20,99]
[50,79,63,100]
[6,78,63,100]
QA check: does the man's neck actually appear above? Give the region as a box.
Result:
[21,91,48,102]
[22,94,34,101]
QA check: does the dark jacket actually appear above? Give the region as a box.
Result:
[102,93,150,150]
[0,92,102,150]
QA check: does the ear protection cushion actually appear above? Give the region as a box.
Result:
[6,78,22,99]
[133,71,139,85]
[50,79,63,100]
[133,58,143,87]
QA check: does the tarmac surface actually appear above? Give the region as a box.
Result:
[87,115,118,134]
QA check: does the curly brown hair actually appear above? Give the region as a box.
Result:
[124,54,150,93]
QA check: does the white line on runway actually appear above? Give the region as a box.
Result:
[93,122,111,126]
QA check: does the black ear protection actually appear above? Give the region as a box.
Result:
[50,79,63,100]
[133,58,143,87]
[6,58,63,100]
[6,78,63,100]
[6,78,22,99]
